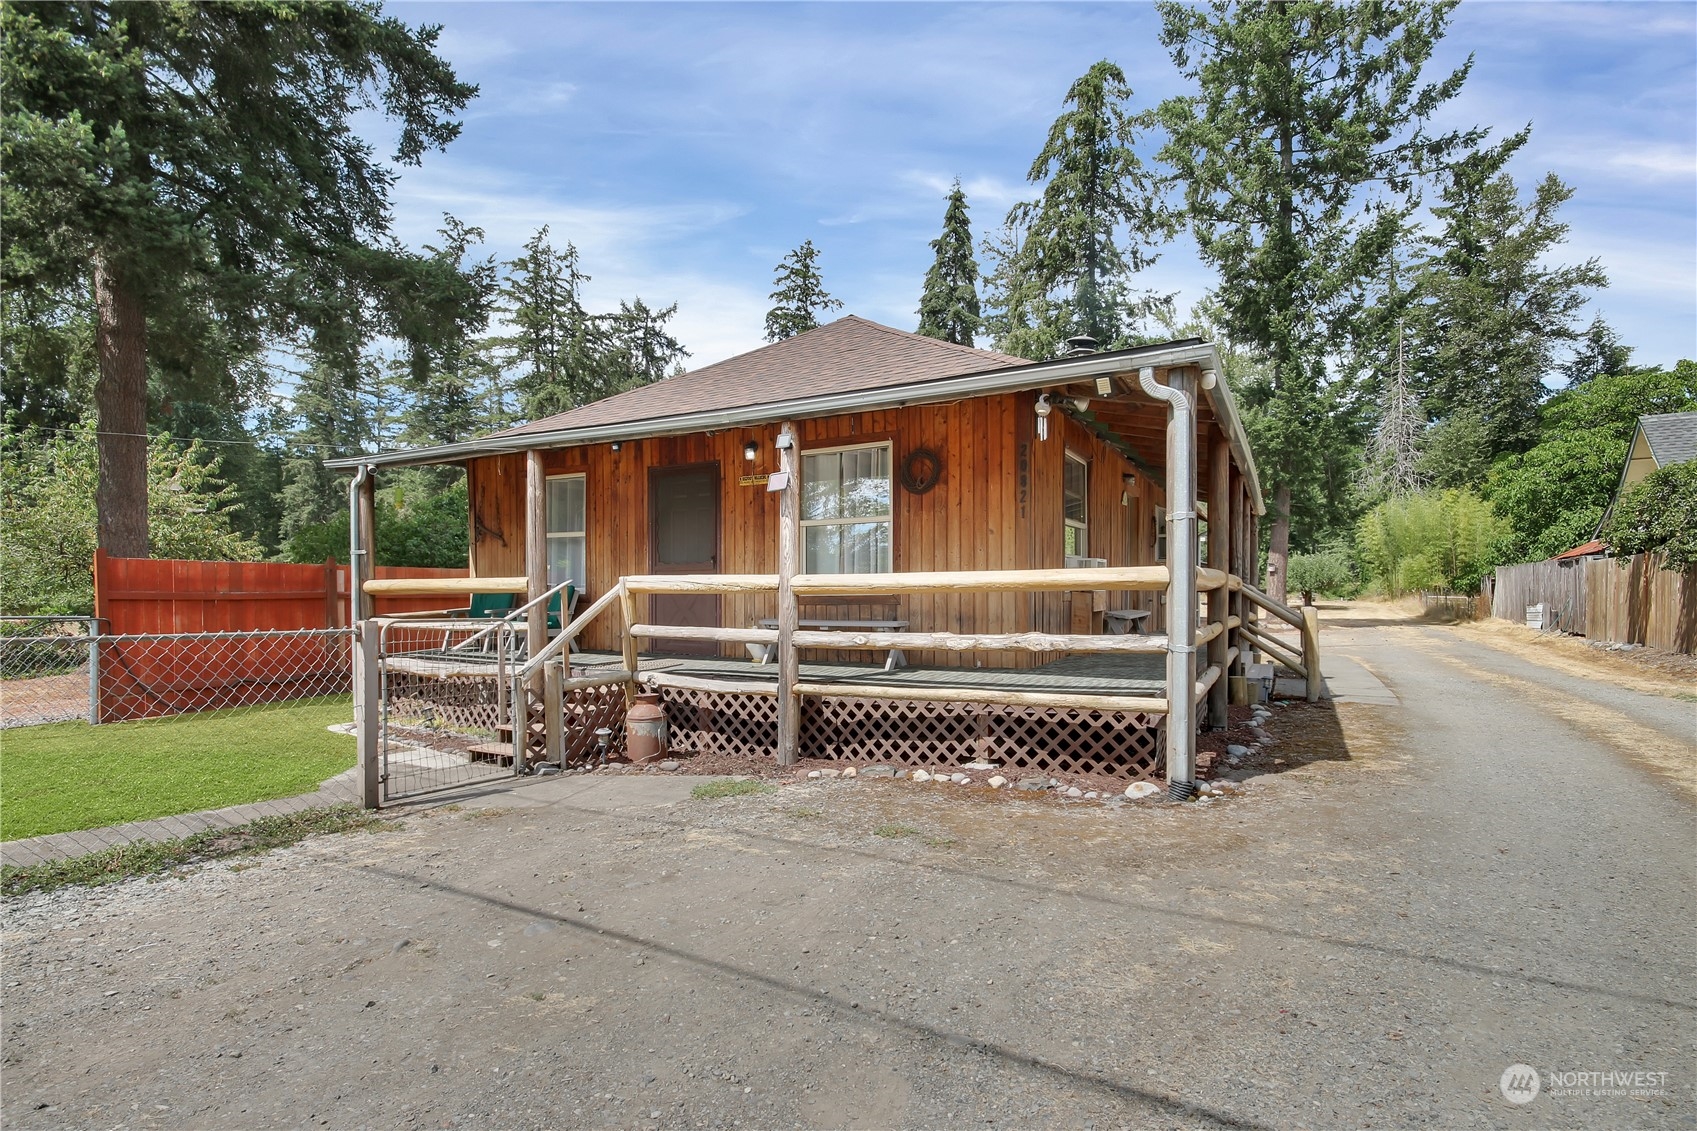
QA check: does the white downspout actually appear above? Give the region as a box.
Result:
[347,463,372,627]
[1138,366,1199,799]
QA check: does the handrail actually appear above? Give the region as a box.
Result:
[1238,580,1305,630]
[457,578,574,653]
[516,583,626,683]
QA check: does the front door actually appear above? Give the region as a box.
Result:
[648,463,721,656]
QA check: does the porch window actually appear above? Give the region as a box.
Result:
[801,443,891,573]
[1064,451,1088,556]
[546,474,586,588]
[1154,505,1168,563]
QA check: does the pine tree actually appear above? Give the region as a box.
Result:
[1,3,474,558]
[916,181,982,346]
[602,297,689,390]
[1157,0,1483,600]
[1005,60,1170,354]
[764,241,842,342]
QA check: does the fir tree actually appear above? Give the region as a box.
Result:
[1157,0,1483,600]
[1005,60,1170,354]
[1,2,475,557]
[916,181,981,346]
[764,241,841,342]
[1409,161,1608,462]
[502,227,596,419]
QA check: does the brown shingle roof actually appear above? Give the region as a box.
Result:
[494,316,1030,438]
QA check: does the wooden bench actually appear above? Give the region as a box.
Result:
[755,617,911,671]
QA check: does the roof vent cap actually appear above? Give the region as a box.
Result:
[1063,335,1098,357]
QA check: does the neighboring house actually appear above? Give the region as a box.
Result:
[1598,410,1697,535]
[331,316,1277,790]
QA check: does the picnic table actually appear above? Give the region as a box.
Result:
[1104,609,1153,634]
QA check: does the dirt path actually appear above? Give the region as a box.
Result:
[3,609,1692,1129]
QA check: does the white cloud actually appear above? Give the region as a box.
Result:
[1603,144,1697,181]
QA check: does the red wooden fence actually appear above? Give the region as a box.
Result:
[91,552,471,722]
[93,550,468,634]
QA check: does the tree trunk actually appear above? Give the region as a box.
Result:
[1266,483,1291,604]
[93,255,150,559]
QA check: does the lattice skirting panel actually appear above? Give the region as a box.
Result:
[657,687,1166,781]
[560,683,628,766]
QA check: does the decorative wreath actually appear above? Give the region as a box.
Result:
[900,448,942,494]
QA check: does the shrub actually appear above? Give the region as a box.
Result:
[1602,462,1697,569]
[1285,549,1356,605]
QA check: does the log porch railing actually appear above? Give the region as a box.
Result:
[357,562,1321,806]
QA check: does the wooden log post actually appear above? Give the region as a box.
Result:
[525,450,548,682]
[1206,434,1231,729]
[618,581,640,707]
[544,658,565,766]
[1301,605,1323,702]
[775,422,802,765]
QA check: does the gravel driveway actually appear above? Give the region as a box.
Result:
[3,608,1691,1129]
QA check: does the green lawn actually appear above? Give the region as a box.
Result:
[1,698,356,840]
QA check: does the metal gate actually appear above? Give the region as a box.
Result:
[377,619,525,802]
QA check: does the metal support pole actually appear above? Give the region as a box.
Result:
[86,617,101,725]
[775,422,801,765]
[356,619,381,809]
[525,450,548,679]
[1139,366,1198,799]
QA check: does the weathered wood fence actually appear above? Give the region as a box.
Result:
[1488,553,1696,654]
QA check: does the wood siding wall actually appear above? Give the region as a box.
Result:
[466,392,1222,667]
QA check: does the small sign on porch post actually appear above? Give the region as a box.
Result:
[739,473,770,487]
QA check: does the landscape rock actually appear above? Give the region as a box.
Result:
[1227,744,1251,758]
[658,761,681,772]
[820,768,841,779]
[1065,786,1084,799]
[841,767,857,778]
[1124,781,1161,800]
[949,773,969,785]
[988,775,1008,789]
[1014,778,1048,791]
[911,770,932,783]
[1084,791,1099,800]
[860,766,897,779]
[807,770,822,780]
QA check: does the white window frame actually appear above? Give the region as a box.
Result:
[800,441,893,574]
[1063,450,1089,558]
[1154,505,1168,563]
[545,473,587,589]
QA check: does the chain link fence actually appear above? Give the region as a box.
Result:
[2,624,362,865]
[2,624,354,727]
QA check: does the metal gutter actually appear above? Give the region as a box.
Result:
[324,337,1264,511]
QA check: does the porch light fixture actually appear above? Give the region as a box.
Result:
[610,441,622,452]
[743,440,758,461]
[1095,376,1113,396]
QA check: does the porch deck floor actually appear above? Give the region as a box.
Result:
[567,649,1167,698]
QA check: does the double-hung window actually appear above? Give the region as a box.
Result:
[801,443,892,573]
[1063,452,1088,557]
[545,474,586,589]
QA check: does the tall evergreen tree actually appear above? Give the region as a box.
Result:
[1157,0,1482,600]
[603,297,689,389]
[916,181,982,346]
[1409,161,1607,464]
[0,2,474,558]
[1561,316,1635,388]
[395,216,499,451]
[764,240,841,342]
[999,60,1169,357]
[502,227,596,420]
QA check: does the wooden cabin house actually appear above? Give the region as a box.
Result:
[334,317,1300,803]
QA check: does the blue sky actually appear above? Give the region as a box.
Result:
[382,1,1697,374]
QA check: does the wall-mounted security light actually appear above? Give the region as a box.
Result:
[743,440,758,461]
